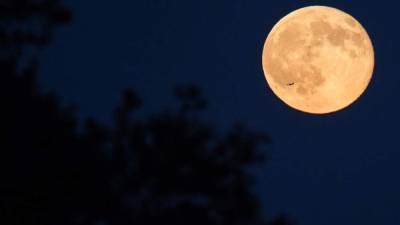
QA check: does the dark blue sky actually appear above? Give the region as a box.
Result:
[39,0,400,224]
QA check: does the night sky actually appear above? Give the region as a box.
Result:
[39,0,399,224]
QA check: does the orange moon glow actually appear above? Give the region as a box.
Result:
[262,6,374,114]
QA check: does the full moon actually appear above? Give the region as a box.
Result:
[262,6,374,114]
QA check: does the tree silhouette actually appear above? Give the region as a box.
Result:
[0,0,71,61]
[0,1,292,225]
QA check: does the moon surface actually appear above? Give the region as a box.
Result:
[262,6,374,114]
